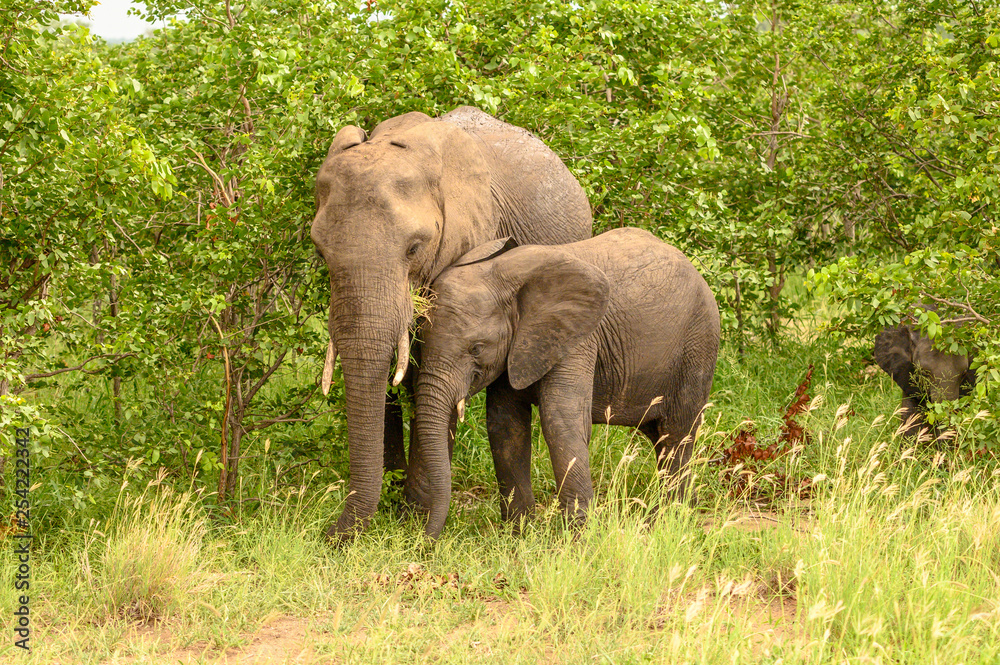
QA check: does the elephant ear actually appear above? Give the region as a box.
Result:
[873,325,916,390]
[326,125,367,157]
[368,111,432,140]
[395,120,496,275]
[507,250,611,390]
[962,364,978,391]
[451,237,518,267]
[962,346,979,390]
[317,126,367,207]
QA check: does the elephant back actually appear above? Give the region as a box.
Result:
[441,106,592,246]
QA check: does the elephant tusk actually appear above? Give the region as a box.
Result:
[392,328,410,387]
[456,398,466,423]
[322,339,337,396]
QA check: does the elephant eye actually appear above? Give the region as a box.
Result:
[406,241,422,259]
[469,342,484,357]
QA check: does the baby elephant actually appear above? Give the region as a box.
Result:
[408,227,721,538]
[874,324,976,439]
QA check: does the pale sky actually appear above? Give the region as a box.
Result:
[64,0,167,41]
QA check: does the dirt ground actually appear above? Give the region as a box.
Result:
[104,616,318,664]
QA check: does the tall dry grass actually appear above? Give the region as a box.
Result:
[79,467,208,622]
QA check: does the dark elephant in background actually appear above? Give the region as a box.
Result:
[310,106,592,540]
[408,228,721,538]
[873,324,977,438]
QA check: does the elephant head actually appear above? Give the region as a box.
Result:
[409,240,610,537]
[873,325,976,438]
[311,113,497,538]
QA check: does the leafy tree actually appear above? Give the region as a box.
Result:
[5,0,997,524]
[1,2,174,486]
[809,0,999,444]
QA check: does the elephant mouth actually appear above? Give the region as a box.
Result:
[321,289,413,397]
[320,328,408,394]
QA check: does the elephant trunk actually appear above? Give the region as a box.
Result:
[412,371,461,539]
[326,289,412,541]
[928,374,964,405]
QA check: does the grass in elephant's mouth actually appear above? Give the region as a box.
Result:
[410,283,436,326]
[5,341,1000,663]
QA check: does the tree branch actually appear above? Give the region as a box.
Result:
[273,457,322,486]
[188,150,234,206]
[918,292,991,325]
[246,387,325,432]
[210,314,234,502]
[243,349,288,406]
[0,97,40,162]
[24,353,136,381]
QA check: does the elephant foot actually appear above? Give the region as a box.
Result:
[642,491,697,532]
[558,494,590,532]
[564,511,588,538]
[668,485,698,508]
[506,512,533,537]
[325,521,360,547]
[401,482,434,514]
[500,497,535,528]
[499,483,536,525]
[325,504,379,545]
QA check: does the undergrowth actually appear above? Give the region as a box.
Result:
[2,337,998,663]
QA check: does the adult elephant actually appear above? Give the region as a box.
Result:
[310,106,592,540]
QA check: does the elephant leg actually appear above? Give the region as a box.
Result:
[403,406,457,514]
[486,376,535,525]
[654,407,702,505]
[629,420,666,528]
[537,354,595,528]
[654,352,713,504]
[638,420,660,446]
[383,394,407,474]
[898,395,931,440]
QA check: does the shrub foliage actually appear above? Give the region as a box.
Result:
[1,0,997,518]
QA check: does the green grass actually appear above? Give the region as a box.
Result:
[2,336,999,663]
